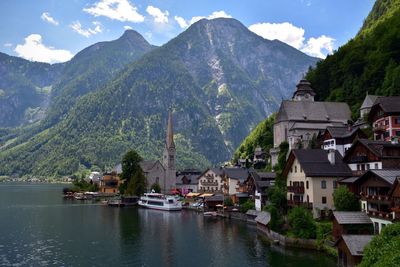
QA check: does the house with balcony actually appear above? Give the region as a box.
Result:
[245,171,276,211]
[355,169,400,234]
[197,168,224,193]
[176,169,201,194]
[319,126,367,156]
[368,96,400,141]
[343,139,400,176]
[283,149,353,218]
[99,171,122,194]
[222,168,250,203]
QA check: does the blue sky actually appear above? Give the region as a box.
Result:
[0,0,375,63]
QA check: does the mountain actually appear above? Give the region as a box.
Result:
[0,18,318,177]
[306,0,400,118]
[0,53,64,127]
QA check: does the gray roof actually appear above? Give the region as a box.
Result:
[249,171,275,192]
[367,169,400,185]
[333,211,372,224]
[205,194,224,202]
[338,177,361,184]
[140,160,164,172]
[360,95,380,110]
[257,172,276,180]
[223,168,249,182]
[176,174,199,185]
[358,139,400,158]
[209,167,224,177]
[341,235,374,256]
[292,149,352,177]
[326,126,361,139]
[246,209,260,216]
[372,96,400,113]
[255,211,271,225]
[276,100,351,123]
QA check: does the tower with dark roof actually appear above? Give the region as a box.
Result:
[292,79,316,101]
[163,111,176,192]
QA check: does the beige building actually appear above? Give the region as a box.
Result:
[283,149,352,218]
[271,79,351,166]
[197,168,224,193]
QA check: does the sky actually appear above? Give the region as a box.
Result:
[0,0,375,64]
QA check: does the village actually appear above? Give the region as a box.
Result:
[63,79,400,267]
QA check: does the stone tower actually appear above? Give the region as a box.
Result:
[162,111,176,193]
[292,79,316,102]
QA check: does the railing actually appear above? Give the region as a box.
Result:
[287,186,305,194]
[373,124,386,132]
[362,194,391,202]
[367,210,394,220]
[200,181,219,186]
[287,200,313,209]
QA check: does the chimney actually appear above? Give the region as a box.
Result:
[328,149,336,165]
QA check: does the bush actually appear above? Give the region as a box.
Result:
[150,183,161,193]
[333,185,360,211]
[288,206,316,239]
[224,197,233,207]
[240,199,255,213]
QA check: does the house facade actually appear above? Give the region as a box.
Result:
[320,126,367,156]
[369,96,400,141]
[99,171,121,194]
[197,168,224,193]
[336,235,373,267]
[175,169,201,194]
[245,171,276,211]
[283,149,353,218]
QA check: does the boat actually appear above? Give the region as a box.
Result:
[203,211,218,217]
[107,199,125,207]
[74,192,87,200]
[138,193,182,211]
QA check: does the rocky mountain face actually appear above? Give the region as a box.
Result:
[0,18,318,176]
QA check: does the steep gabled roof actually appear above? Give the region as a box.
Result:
[343,139,400,161]
[372,96,400,113]
[359,169,400,186]
[325,126,365,139]
[223,168,249,182]
[333,211,372,224]
[197,167,224,179]
[360,95,380,110]
[275,100,351,123]
[284,149,352,177]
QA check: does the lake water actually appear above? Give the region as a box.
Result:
[0,183,336,267]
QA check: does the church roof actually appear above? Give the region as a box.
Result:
[166,111,175,148]
[292,79,316,99]
[360,95,380,110]
[140,160,164,172]
[275,100,351,123]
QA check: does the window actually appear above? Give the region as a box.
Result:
[321,180,326,189]
[295,166,297,173]
[306,181,309,189]
[395,117,400,125]
[357,164,361,171]
[366,164,370,170]
[396,130,400,137]
[322,196,327,204]
[300,167,303,173]
[385,120,389,126]
[333,180,337,189]
[375,163,379,169]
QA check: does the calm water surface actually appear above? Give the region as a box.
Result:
[0,183,336,267]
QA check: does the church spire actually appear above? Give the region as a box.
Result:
[166,111,175,149]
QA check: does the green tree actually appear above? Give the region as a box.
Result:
[333,185,360,211]
[150,182,161,193]
[224,196,233,207]
[120,149,146,195]
[359,223,400,267]
[288,206,316,239]
[240,199,255,213]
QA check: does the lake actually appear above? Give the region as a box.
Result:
[0,183,336,267]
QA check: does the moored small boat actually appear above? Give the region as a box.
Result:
[74,193,87,200]
[138,193,182,211]
[107,199,125,207]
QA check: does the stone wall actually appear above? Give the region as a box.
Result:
[257,225,318,249]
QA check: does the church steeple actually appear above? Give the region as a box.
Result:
[166,111,175,149]
[292,79,316,101]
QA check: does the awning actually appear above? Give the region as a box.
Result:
[199,193,214,197]
[186,192,201,197]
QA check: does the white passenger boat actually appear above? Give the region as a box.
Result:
[138,193,182,211]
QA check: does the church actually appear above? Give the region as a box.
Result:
[115,111,177,194]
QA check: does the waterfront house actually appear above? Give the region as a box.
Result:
[343,139,400,176]
[222,168,250,203]
[99,171,121,194]
[175,169,201,194]
[245,171,276,211]
[319,126,367,156]
[204,194,224,211]
[197,168,224,193]
[356,169,400,233]
[253,146,267,169]
[271,79,351,166]
[368,96,400,141]
[332,211,373,241]
[336,235,373,267]
[283,149,353,218]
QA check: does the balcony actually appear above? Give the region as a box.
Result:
[200,181,219,186]
[367,210,394,221]
[373,124,386,133]
[287,200,313,209]
[362,194,391,202]
[287,186,305,194]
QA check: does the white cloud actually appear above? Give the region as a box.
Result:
[248,22,335,58]
[174,16,188,28]
[248,22,305,49]
[83,0,144,23]
[41,12,59,26]
[301,35,335,58]
[15,34,73,63]
[3,43,13,47]
[70,21,103,38]
[124,25,133,30]
[174,10,232,29]
[146,5,169,24]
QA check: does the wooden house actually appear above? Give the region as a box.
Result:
[332,211,373,241]
[336,235,373,267]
